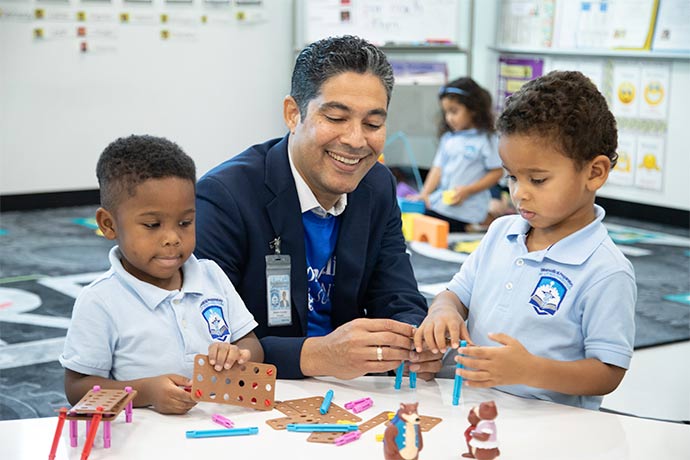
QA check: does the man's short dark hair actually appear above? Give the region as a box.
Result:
[290,35,394,118]
[96,134,196,210]
[496,70,618,169]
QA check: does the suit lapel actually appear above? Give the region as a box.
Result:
[332,181,372,326]
[265,136,309,333]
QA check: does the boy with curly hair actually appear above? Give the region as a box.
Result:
[414,71,636,409]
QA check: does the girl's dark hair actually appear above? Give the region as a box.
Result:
[437,77,495,137]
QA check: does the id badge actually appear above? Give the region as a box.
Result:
[266,254,292,327]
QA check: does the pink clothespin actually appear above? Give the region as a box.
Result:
[211,414,234,428]
[345,397,371,410]
[334,430,361,446]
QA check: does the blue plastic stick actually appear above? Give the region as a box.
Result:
[319,389,334,414]
[186,427,259,438]
[286,424,359,433]
[452,340,467,406]
[394,362,404,390]
[409,370,417,389]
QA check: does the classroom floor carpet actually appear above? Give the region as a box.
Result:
[0,205,688,420]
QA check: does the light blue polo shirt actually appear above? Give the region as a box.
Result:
[447,205,636,410]
[60,246,258,381]
[429,129,501,224]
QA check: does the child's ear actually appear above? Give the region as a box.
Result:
[283,95,301,133]
[95,207,117,241]
[586,154,611,192]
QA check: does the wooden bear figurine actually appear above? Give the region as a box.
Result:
[383,402,423,460]
[462,400,500,459]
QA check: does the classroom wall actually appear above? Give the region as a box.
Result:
[0,0,293,196]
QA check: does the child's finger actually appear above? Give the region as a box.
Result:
[214,346,231,371]
[433,323,449,353]
[413,326,425,352]
[207,343,219,366]
[448,325,460,350]
[423,326,439,354]
[238,348,251,364]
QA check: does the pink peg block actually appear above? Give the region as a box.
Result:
[334,430,361,446]
[211,414,234,428]
[344,397,372,410]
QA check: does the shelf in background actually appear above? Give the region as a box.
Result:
[491,46,690,60]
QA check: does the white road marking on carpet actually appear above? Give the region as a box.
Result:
[0,337,65,369]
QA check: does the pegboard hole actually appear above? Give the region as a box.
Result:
[265,384,272,392]
[209,392,216,400]
[211,375,217,384]
[238,380,245,387]
[237,395,244,402]
[251,382,258,389]
[196,374,203,382]
[251,397,257,405]
[253,366,260,374]
[225,378,231,385]
[223,394,230,401]
[197,357,206,366]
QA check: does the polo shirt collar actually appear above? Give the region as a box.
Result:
[506,205,608,265]
[109,246,204,310]
[287,145,347,217]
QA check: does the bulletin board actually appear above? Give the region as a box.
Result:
[0,0,293,196]
[295,0,460,47]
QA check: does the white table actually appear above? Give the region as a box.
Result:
[2,376,688,460]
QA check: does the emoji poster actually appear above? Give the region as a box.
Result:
[635,135,664,190]
[608,130,636,186]
[611,61,641,117]
[639,63,670,120]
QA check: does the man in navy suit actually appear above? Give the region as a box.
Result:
[196,35,441,379]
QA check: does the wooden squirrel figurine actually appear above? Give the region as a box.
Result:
[383,402,423,460]
[462,400,500,459]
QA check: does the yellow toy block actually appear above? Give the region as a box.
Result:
[401,212,415,241]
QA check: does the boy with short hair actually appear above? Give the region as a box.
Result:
[414,70,636,409]
[60,135,263,414]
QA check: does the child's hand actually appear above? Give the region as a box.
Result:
[208,342,251,372]
[455,333,535,387]
[447,186,471,206]
[143,374,196,415]
[413,303,472,354]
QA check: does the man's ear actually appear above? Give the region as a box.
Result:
[283,96,300,133]
[96,207,117,241]
[586,154,611,192]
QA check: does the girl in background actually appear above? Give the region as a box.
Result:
[411,77,503,232]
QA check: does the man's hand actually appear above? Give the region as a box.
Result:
[300,318,418,380]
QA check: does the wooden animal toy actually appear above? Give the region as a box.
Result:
[462,400,500,459]
[383,402,423,460]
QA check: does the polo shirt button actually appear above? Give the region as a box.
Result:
[505,282,513,290]
[182,319,187,328]
[516,259,524,266]
[173,299,180,305]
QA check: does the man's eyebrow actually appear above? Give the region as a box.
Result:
[319,101,387,118]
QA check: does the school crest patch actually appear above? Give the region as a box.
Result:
[201,299,229,341]
[529,276,567,316]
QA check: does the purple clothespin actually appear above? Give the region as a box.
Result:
[211,414,234,429]
[334,430,362,446]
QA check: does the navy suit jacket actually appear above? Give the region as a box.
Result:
[195,135,427,378]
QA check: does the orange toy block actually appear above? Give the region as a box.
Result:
[412,214,449,249]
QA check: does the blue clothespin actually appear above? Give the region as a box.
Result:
[186,427,259,438]
[286,423,359,433]
[319,389,334,414]
[452,340,467,406]
[394,362,404,390]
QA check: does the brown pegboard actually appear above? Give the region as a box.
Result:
[267,396,361,430]
[70,389,137,417]
[307,412,443,445]
[190,354,277,411]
